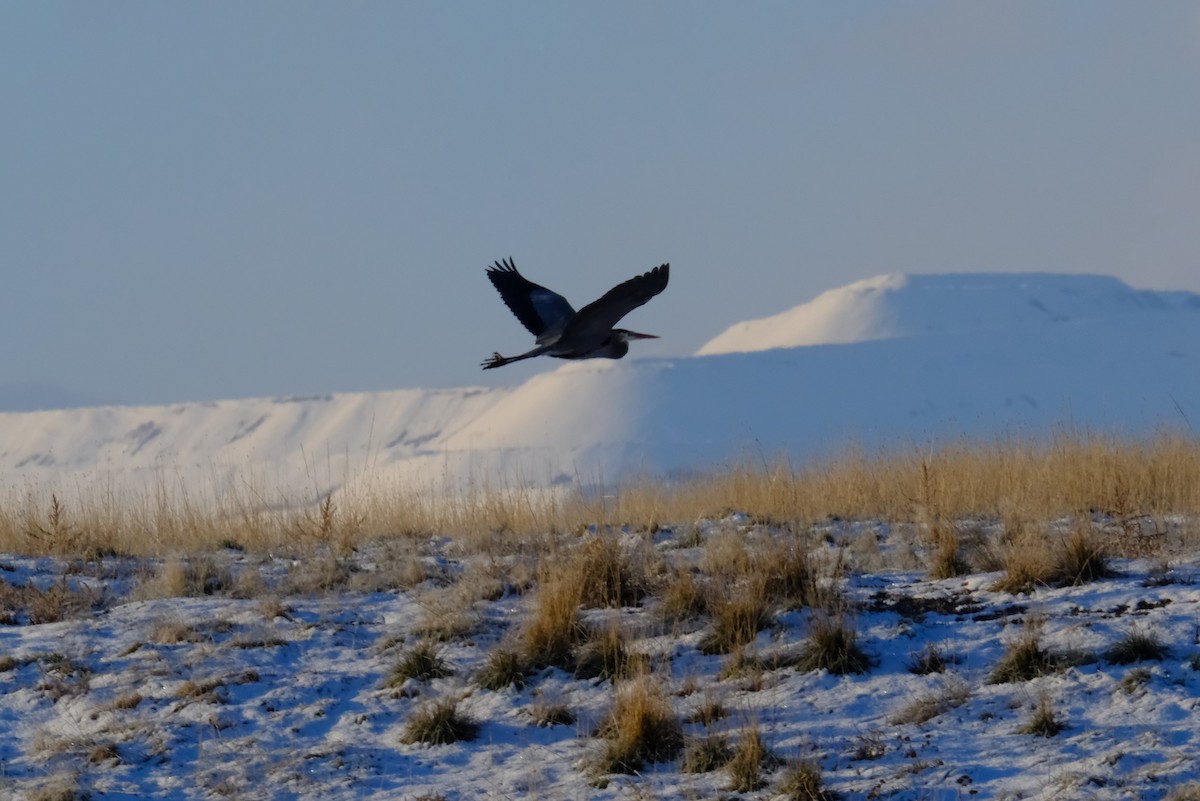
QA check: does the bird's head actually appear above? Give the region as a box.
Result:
[614,329,659,343]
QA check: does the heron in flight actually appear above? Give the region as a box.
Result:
[482,258,669,370]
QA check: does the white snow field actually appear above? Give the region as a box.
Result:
[1,526,1200,800]
[2,273,1198,501]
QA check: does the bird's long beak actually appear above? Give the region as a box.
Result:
[626,331,659,340]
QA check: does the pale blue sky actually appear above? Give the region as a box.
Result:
[3,2,1199,409]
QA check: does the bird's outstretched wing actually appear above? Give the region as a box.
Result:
[486,258,575,338]
[564,263,669,341]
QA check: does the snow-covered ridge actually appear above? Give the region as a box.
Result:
[3,273,1198,499]
[697,272,1200,355]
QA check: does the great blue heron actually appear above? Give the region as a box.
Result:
[482,258,669,370]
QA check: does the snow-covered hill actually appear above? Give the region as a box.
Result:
[697,272,1200,354]
[3,273,1198,500]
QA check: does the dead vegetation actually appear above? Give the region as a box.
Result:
[1,432,1196,558]
[593,675,683,775]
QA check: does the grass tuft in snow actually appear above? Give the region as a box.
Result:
[475,646,526,691]
[725,722,774,792]
[137,557,232,599]
[988,624,1067,684]
[686,691,728,726]
[1167,784,1200,801]
[794,613,870,675]
[1104,629,1169,665]
[699,577,773,654]
[518,566,588,671]
[593,675,683,775]
[1018,694,1066,737]
[572,622,647,681]
[907,642,950,674]
[657,566,709,624]
[1059,522,1114,585]
[527,690,574,727]
[386,640,452,687]
[575,534,650,609]
[682,734,732,773]
[889,677,971,725]
[25,773,89,801]
[778,757,838,801]
[401,696,478,745]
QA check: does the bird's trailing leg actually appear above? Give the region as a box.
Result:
[481,352,513,370]
[481,344,548,370]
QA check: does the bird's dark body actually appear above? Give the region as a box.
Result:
[482,259,669,369]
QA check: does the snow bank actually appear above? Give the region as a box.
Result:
[3,273,1198,498]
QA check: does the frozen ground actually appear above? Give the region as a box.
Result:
[2,519,1199,800]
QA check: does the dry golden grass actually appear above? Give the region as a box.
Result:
[699,577,773,655]
[593,675,683,775]
[795,612,871,675]
[725,722,773,792]
[778,757,837,801]
[516,563,588,671]
[889,677,971,725]
[2,432,1198,558]
[401,696,478,745]
[1018,693,1066,737]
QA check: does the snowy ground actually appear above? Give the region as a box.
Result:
[2,518,1199,801]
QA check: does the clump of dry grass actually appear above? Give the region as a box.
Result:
[1018,694,1065,737]
[0,576,103,625]
[412,587,481,642]
[150,619,203,645]
[1058,522,1113,585]
[889,677,971,725]
[136,557,232,599]
[574,534,649,609]
[516,566,587,671]
[24,772,88,801]
[778,757,838,801]
[989,624,1065,684]
[658,566,709,624]
[475,646,526,691]
[907,643,950,674]
[401,696,478,745]
[725,723,773,792]
[386,640,451,688]
[1166,783,1200,801]
[1104,629,1168,665]
[794,614,870,675]
[593,676,683,775]
[527,690,574,727]
[682,734,732,773]
[112,692,143,710]
[36,654,91,701]
[699,577,773,655]
[572,623,647,681]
